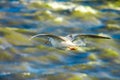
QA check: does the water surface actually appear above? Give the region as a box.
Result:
[0,0,120,80]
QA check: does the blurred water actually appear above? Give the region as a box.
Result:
[0,0,120,80]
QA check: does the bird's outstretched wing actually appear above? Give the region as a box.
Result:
[72,34,111,47]
[29,34,66,41]
[73,34,111,41]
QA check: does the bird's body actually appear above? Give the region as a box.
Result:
[29,33,111,50]
[49,38,75,48]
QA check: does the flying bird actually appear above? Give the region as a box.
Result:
[29,33,111,50]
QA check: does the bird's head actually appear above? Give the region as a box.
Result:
[67,34,73,38]
[66,34,75,41]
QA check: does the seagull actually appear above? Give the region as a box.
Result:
[29,33,111,50]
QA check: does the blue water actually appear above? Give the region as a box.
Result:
[0,0,120,80]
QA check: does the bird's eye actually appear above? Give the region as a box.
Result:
[69,35,72,38]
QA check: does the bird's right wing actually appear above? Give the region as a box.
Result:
[72,34,111,42]
[72,34,111,47]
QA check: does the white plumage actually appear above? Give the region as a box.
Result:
[29,33,111,50]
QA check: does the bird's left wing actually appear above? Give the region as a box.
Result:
[29,34,66,41]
